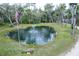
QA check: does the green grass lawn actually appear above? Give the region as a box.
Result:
[0,23,79,56]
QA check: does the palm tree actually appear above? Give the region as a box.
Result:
[69,3,77,35]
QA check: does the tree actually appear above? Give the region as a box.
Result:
[58,4,66,24]
[44,3,54,23]
[0,3,15,26]
[76,4,79,26]
[64,9,72,24]
[69,3,77,35]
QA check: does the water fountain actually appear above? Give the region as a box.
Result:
[8,26,56,45]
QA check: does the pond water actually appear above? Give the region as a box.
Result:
[8,26,56,45]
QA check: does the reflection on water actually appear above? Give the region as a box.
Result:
[8,26,56,45]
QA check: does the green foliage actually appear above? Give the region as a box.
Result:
[0,3,79,25]
[21,15,29,24]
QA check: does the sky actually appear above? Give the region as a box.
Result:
[0,0,79,9]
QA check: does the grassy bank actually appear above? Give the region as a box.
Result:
[0,23,78,56]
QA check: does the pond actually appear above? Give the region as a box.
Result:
[8,26,56,45]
